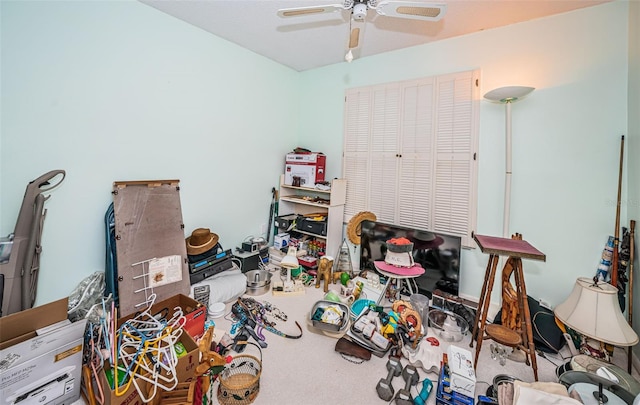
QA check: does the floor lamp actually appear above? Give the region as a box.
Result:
[484,86,535,237]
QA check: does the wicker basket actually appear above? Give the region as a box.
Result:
[217,343,262,405]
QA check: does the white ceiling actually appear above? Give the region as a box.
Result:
[140,0,611,72]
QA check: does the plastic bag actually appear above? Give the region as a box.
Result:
[67,271,107,322]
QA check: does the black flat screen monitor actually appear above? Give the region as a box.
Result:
[359,220,461,297]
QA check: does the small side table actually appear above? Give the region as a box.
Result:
[470,233,546,381]
[374,261,425,305]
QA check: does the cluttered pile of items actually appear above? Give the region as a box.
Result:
[3,140,640,405]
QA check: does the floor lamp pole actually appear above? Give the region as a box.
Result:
[503,100,513,238]
[484,86,535,238]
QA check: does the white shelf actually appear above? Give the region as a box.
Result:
[280,184,331,194]
[279,196,331,208]
[294,229,327,239]
[277,175,346,259]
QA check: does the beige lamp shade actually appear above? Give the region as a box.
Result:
[281,246,299,269]
[554,277,638,347]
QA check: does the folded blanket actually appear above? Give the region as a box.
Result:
[513,381,582,405]
[191,267,247,305]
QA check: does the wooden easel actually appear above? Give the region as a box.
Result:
[470,233,546,381]
[501,234,524,331]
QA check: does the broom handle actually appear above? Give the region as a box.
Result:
[611,135,624,287]
[628,220,635,373]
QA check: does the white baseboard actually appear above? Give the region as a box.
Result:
[458,292,501,321]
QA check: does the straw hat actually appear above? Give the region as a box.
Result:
[185,228,219,255]
[346,211,377,245]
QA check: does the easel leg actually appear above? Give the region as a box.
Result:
[471,254,495,348]
[473,255,500,368]
[514,258,538,381]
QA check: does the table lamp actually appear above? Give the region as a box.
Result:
[280,246,299,292]
[554,277,638,354]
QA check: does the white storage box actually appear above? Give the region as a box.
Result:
[274,233,290,249]
[446,345,476,398]
[0,298,86,405]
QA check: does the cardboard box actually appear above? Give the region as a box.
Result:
[98,333,198,405]
[447,345,476,399]
[274,233,290,249]
[170,294,207,341]
[284,152,326,186]
[436,362,475,405]
[0,298,86,405]
[117,294,201,380]
[99,294,201,405]
[122,294,205,341]
[298,255,318,268]
[98,369,145,405]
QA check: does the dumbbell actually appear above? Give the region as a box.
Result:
[394,364,419,405]
[376,357,403,401]
[414,378,433,405]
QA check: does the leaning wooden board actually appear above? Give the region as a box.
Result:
[112,180,190,317]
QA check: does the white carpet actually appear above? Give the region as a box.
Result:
[203,283,637,405]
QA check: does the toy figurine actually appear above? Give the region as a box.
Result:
[392,300,413,314]
[353,281,363,300]
[381,311,400,338]
[315,256,333,293]
[401,308,422,340]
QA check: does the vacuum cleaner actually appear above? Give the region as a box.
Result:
[0,170,65,317]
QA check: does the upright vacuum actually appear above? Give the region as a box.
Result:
[0,170,65,317]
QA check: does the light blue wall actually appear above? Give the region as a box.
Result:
[0,0,300,305]
[298,1,633,308]
[1,0,635,313]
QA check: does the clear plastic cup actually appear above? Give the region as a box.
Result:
[410,293,430,334]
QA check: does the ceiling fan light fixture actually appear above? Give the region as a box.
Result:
[352,2,368,20]
[277,0,448,65]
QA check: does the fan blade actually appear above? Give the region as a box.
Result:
[373,1,447,21]
[277,4,348,18]
[349,27,360,48]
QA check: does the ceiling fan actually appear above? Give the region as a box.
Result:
[277,0,447,60]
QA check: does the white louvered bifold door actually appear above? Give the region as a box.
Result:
[343,70,479,247]
[397,77,435,230]
[343,88,371,218]
[432,71,478,247]
[367,84,400,224]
